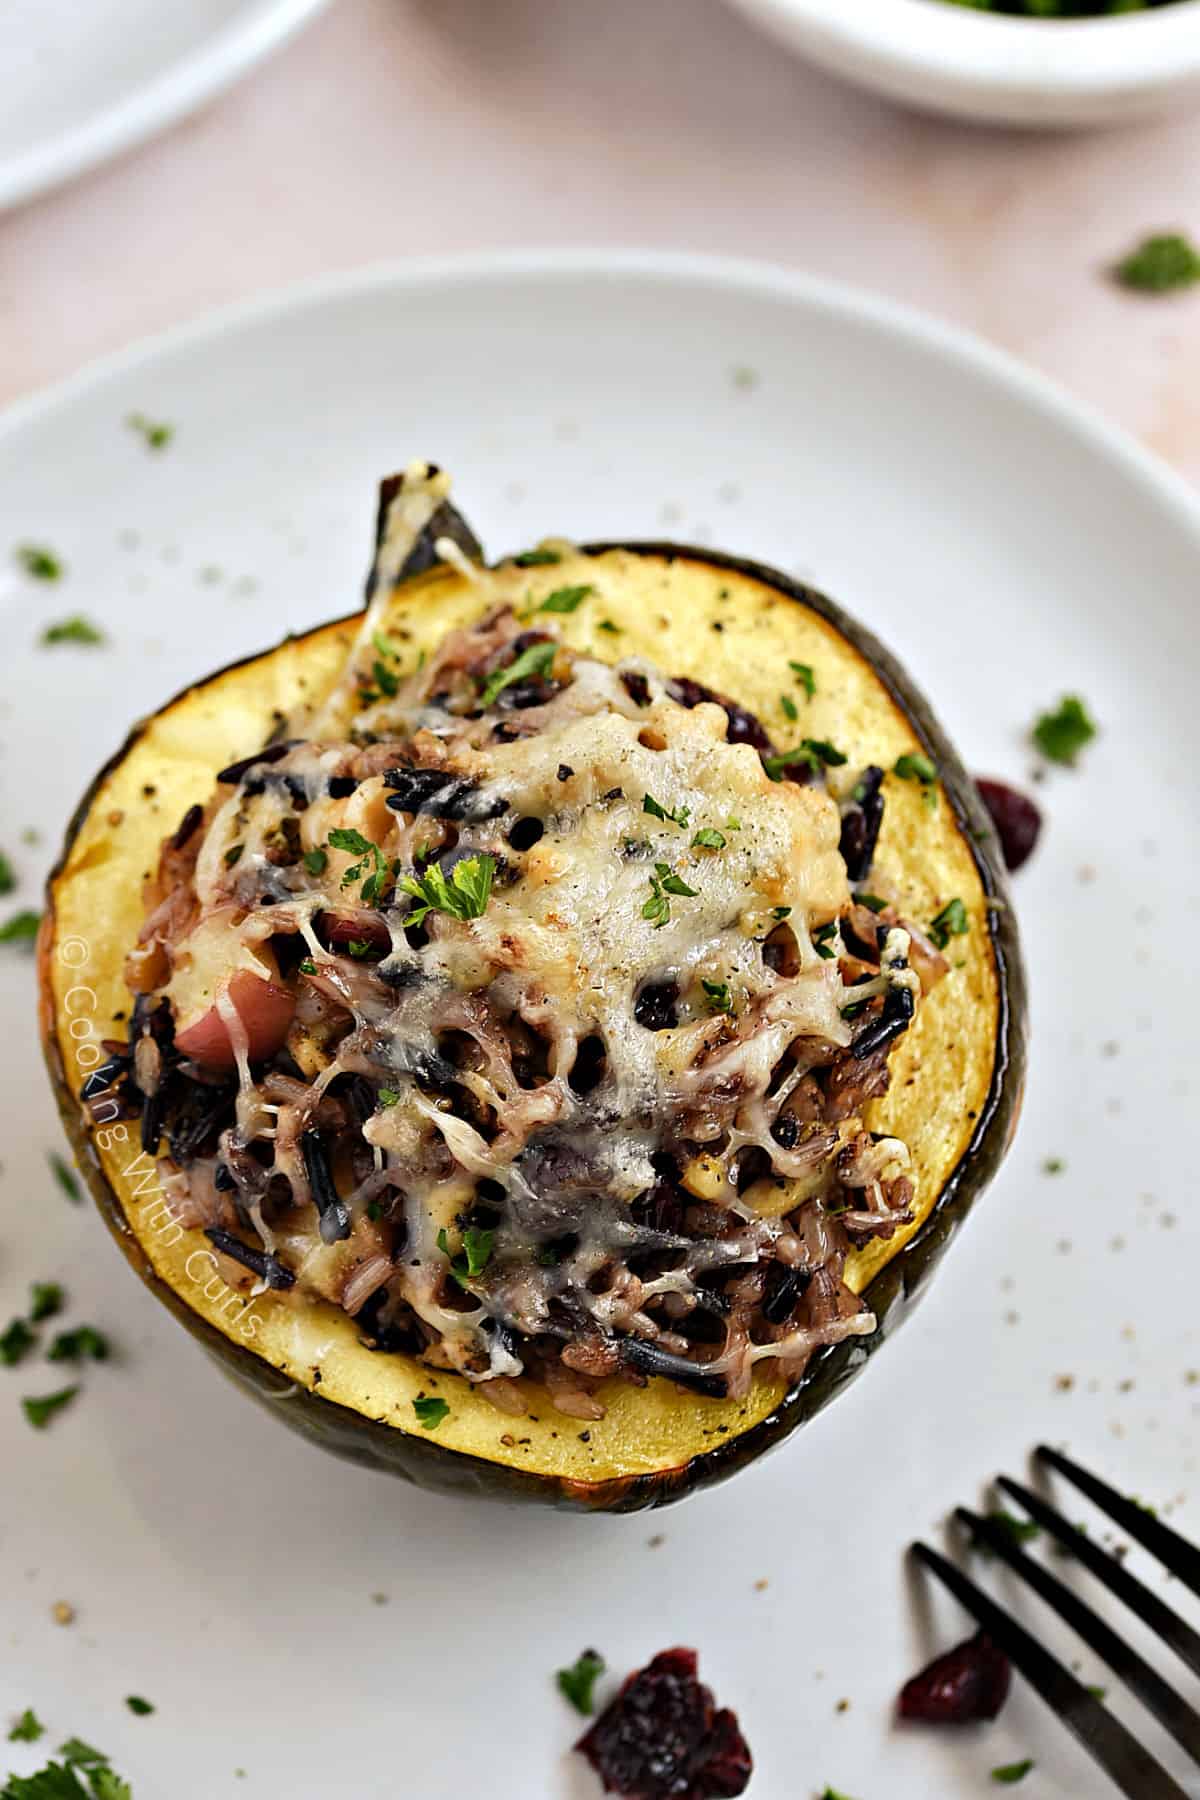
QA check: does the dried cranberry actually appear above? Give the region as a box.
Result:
[976,778,1042,873]
[897,1630,1011,1724]
[576,1647,752,1799]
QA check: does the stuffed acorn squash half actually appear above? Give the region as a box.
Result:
[39,463,1025,1511]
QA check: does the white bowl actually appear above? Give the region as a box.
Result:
[725,0,1200,128]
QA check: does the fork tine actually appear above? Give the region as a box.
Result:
[911,1541,1191,1800]
[998,1475,1200,1681]
[959,1507,1200,1767]
[1036,1446,1200,1599]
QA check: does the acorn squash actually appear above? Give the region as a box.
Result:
[38,470,1025,1511]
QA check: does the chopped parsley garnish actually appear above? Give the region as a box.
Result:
[15,545,63,581]
[789,661,816,699]
[328,827,392,906]
[59,1740,108,1771]
[537,584,593,614]
[478,640,558,707]
[0,909,40,945]
[48,1154,80,1204]
[928,897,969,950]
[126,412,173,450]
[22,1385,79,1430]
[701,979,734,1015]
[436,1225,496,1286]
[124,1698,154,1718]
[556,1648,606,1716]
[894,751,937,786]
[1032,695,1097,765]
[991,1761,1035,1785]
[771,905,791,920]
[812,921,839,960]
[643,793,690,829]
[298,958,317,975]
[0,852,14,895]
[596,619,621,634]
[40,616,105,647]
[642,863,698,928]
[819,1790,857,1800]
[780,694,798,722]
[47,1326,109,1364]
[1086,1685,1108,1701]
[691,827,726,850]
[1042,1156,1065,1175]
[0,1319,37,1367]
[854,892,887,913]
[399,852,495,926]
[223,844,243,869]
[980,1510,1041,1554]
[301,848,327,876]
[762,738,846,780]
[29,1283,63,1323]
[514,548,562,567]
[371,658,399,699]
[377,1087,400,1107]
[413,1395,449,1430]
[7,1709,45,1743]
[346,939,373,959]
[1115,232,1200,294]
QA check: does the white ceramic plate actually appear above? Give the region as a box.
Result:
[0,0,330,212]
[1,253,1198,1799]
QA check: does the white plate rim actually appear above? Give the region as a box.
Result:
[0,0,332,214]
[4,246,1200,556]
[724,0,1200,102]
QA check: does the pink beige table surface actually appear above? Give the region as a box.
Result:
[4,0,1200,479]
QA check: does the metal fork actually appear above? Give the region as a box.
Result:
[912,1444,1200,1799]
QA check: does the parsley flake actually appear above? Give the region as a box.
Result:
[691,827,726,850]
[301,848,327,876]
[0,852,14,895]
[223,844,243,869]
[436,1225,496,1287]
[762,738,847,780]
[48,1326,109,1364]
[0,1319,37,1367]
[928,897,969,950]
[780,694,798,722]
[1043,1156,1066,1175]
[537,584,592,615]
[514,548,562,567]
[15,545,63,581]
[979,1510,1041,1555]
[298,958,317,975]
[48,1153,80,1203]
[40,616,105,648]
[399,853,495,926]
[643,793,690,829]
[328,827,392,906]
[894,751,937,786]
[8,1708,45,1743]
[771,905,791,920]
[479,640,558,707]
[1032,695,1097,766]
[812,921,839,960]
[413,1395,449,1430]
[126,412,173,451]
[124,1697,154,1718]
[789,661,816,698]
[701,979,734,1015]
[22,1385,79,1430]
[0,909,40,945]
[29,1282,63,1323]
[642,863,698,928]
[854,892,887,913]
[377,1087,400,1108]
[556,1648,606,1715]
[1116,232,1200,295]
[596,619,621,634]
[991,1760,1035,1785]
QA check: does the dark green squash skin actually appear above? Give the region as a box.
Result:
[39,541,1027,1513]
